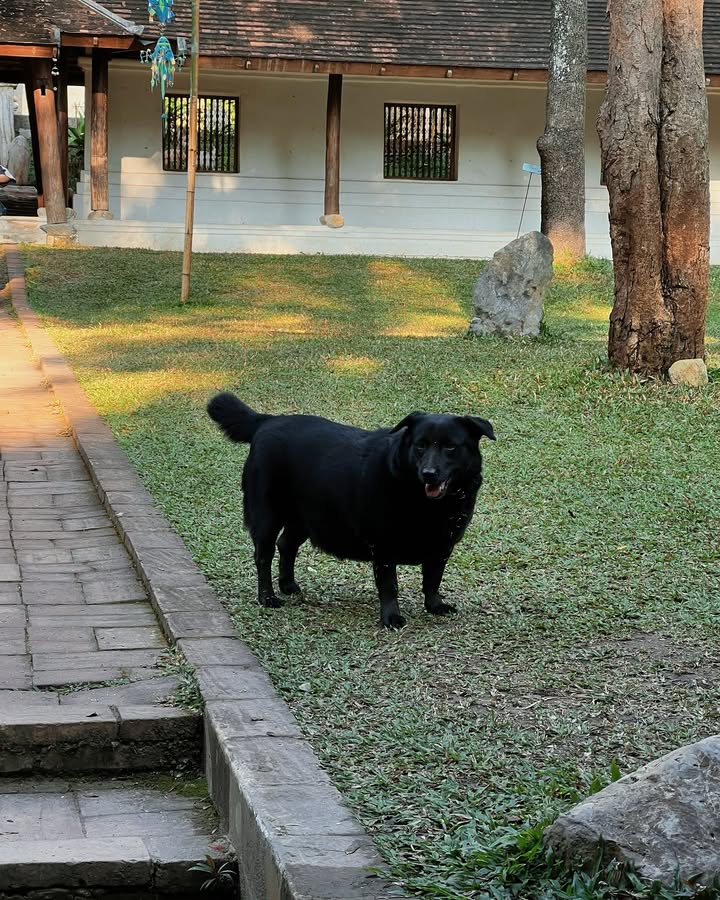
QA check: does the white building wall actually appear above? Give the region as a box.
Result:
[72,60,720,260]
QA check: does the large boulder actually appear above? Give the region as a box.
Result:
[469,231,554,338]
[544,736,720,890]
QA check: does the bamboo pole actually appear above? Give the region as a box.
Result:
[180,0,200,302]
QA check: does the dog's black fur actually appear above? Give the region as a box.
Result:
[207,393,495,627]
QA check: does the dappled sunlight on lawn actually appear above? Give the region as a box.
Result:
[238,273,347,314]
[382,311,467,337]
[82,368,229,415]
[324,354,382,377]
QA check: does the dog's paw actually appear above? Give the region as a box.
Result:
[259,594,285,609]
[381,612,406,629]
[426,601,457,616]
[279,579,303,595]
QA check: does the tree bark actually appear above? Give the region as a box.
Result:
[659,0,710,361]
[537,0,587,262]
[598,0,669,372]
[598,0,710,373]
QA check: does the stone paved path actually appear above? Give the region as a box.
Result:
[0,267,235,897]
[0,302,169,692]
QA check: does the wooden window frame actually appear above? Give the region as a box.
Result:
[383,102,459,181]
[162,94,240,174]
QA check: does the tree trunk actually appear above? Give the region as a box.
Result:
[598,0,669,372]
[537,0,587,262]
[659,0,710,362]
[598,0,710,374]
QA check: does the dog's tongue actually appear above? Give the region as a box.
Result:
[425,481,446,499]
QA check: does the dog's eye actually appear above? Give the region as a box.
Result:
[415,443,428,453]
[444,445,456,453]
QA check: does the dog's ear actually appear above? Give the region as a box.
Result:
[391,411,426,433]
[462,416,496,442]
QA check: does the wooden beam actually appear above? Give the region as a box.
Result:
[57,54,69,204]
[30,59,66,224]
[89,48,111,216]
[323,74,342,221]
[61,35,139,50]
[0,44,53,58]
[199,55,611,83]
[24,67,43,208]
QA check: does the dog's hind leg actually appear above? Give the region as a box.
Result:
[252,519,285,609]
[373,559,405,629]
[277,524,307,595]
[422,556,456,616]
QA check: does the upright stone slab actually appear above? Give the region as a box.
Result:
[544,736,720,889]
[469,231,553,337]
[7,134,30,185]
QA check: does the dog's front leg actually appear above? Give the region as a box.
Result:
[373,560,405,629]
[422,556,456,616]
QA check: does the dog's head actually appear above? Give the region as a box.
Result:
[391,411,495,500]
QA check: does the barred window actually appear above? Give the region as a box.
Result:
[384,103,457,180]
[162,95,239,173]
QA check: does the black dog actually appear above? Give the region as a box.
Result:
[207,393,495,627]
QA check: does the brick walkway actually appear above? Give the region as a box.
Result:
[0,301,168,692]
[0,263,236,896]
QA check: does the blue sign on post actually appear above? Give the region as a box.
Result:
[522,163,541,174]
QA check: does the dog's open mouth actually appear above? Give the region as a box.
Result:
[424,480,449,500]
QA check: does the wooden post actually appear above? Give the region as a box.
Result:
[57,54,69,204]
[89,48,112,217]
[31,59,66,225]
[24,70,43,208]
[322,74,343,227]
[180,0,201,302]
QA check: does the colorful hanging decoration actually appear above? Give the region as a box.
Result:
[142,35,176,109]
[147,0,174,27]
[142,0,184,117]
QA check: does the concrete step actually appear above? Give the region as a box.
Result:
[0,776,235,897]
[0,682,201,775]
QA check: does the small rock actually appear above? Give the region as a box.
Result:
[544,736,720,889]
[469,231,554,338]
[668,358,708,387]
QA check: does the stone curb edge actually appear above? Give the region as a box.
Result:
[3,245,399,900]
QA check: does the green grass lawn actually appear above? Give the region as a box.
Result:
[18,247,720,899]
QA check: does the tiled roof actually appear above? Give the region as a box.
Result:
[0,0,138,43]
[3,0,720,75]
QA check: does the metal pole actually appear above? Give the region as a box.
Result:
[517,172,532,239]
[180,0,200,302]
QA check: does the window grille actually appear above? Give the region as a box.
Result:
[162,95,239,173]
[383,103,457,180]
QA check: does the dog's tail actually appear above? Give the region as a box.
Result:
[207,392,272,444]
